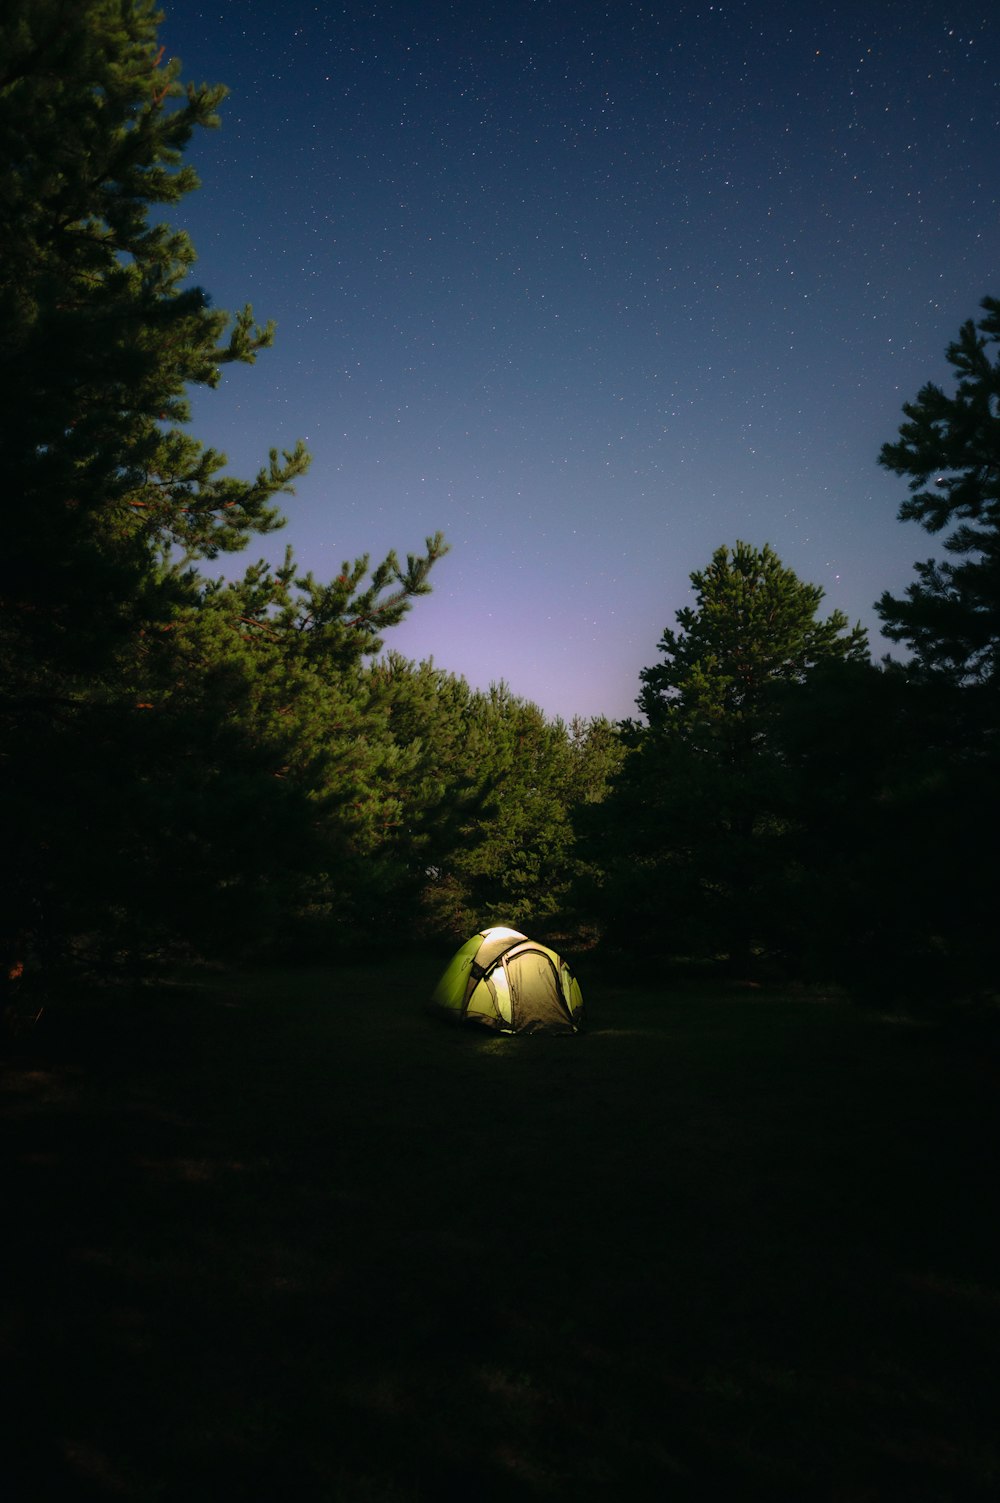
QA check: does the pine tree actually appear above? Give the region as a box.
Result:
[876,296,1000,692]
[0,0,310,698]
[591,543,868,970]
[863,299,1000,1006]
[0,1,446,982]
[361,663,622,942]
[638,542,869,739]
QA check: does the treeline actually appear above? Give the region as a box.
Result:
[0,1,620,986]
[586,293,1000,1007]
[3,3,998,1010]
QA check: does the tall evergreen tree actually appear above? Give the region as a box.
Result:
[0,0,309,697]
[856,298,1000,1007]
[0,1,445,983]
[637,542,869,738]
[876,296,1000,693]
[589,543,868,970]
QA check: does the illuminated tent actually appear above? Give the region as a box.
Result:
[430,926,583,1035]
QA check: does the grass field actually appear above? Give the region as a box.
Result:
[3,957,998,1501]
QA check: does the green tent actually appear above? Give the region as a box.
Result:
[430,926,584,1034]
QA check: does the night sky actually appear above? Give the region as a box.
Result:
[160,1,999,721]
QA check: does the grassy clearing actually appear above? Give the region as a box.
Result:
[3,958,998,1500]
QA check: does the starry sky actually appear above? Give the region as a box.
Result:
[160,0,1000,722]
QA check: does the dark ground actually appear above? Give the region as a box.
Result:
[2,958,998,1500]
